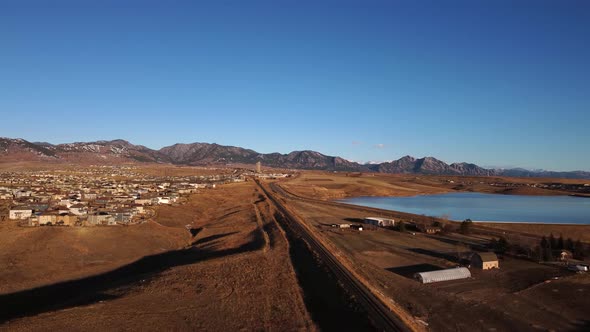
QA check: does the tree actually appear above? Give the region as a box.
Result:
[540,236,550,261]
[460,219,472,234]
[557,234,564,250]
[565,238,574,251]
[398,221,406,232]
[497,237,509,254]
[490,238,498,251]
[549,233,557,250]
[573,239,586,260]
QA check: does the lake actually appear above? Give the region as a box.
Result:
[338,192,590,224]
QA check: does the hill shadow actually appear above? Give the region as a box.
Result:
[408,248,462,263]
[0,230,262,323]
[386,264,443,280]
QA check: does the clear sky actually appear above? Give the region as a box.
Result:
[1,1,589,171]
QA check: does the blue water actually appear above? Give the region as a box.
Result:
[338,193,590,224]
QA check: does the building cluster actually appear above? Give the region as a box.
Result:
[0,166,241,227]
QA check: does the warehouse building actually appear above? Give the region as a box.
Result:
[364,217,395,227]
[414,267,471,284]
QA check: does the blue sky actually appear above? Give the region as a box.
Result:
[1,1,589,171]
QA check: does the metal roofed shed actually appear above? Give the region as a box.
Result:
[364,217,395,227]
[414,267,471,284]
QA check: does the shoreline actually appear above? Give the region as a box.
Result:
[471,220,589,226]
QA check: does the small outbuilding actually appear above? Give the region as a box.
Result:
[414,267,471,284]
[418,224,441,234]
[559,250,573,262]
[470,252,499,270]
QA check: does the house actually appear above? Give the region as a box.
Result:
[470,252,499,270]
[134,198,153,206]
[364,217,395,227]
[559,250,573,261]
[38,212,58,225]
[156,197,171,204]
[86,212,113,226]
[69,203,88,216]
[56,213,78,226]
[418,224,442,234]
[9,207,34,220]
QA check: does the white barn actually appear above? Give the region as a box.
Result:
[414,267,471,284]
[364,217,395,227]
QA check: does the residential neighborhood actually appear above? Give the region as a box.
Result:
[0,166,253,227]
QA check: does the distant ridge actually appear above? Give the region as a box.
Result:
[1,137,589,179]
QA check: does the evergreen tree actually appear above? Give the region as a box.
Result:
[557,234,564,250]
[497,237,508,254]
[549,233,557,249]
[565,238,574,251]
[460,219,472,234]
[490,238,498,251]
[574,239,585,259]
[540,236,549,261]
[398,221,406,232]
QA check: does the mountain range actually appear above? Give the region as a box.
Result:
[1,137,589,179]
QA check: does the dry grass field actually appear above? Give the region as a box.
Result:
[283,171,588,200]
[0,182,313,331]
[479,222,590,243]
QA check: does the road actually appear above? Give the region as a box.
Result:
[255,179,412,332]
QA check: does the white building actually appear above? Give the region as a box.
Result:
[364,217,395,227]
[414,267,471,284]
[9,207,34,220]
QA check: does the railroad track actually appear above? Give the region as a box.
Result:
[255,179,411,332]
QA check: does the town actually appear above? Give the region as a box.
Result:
[0,165,289,227]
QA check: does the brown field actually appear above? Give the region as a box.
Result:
[0,182,313,331]
[281,197,590,331]
[283,171,587,200]
[479,222,590,243]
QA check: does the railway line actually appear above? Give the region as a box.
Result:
[254,179,412,332]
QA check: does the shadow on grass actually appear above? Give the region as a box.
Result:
[343,218,365,223]
[193,231,239,246]
[408,248,462,263]
[572,320,590,332]
[386,264,443,279]
[0,230,263,323]
[425,235,488,251]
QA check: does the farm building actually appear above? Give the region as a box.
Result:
[350,224,363,231]
[415,267,471,284]
[470,252,499,270]
[9,207,34,220]
[364,217,394,227]
[418,224,442,234]
[559,250,573,261]
[331,223,350,229]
